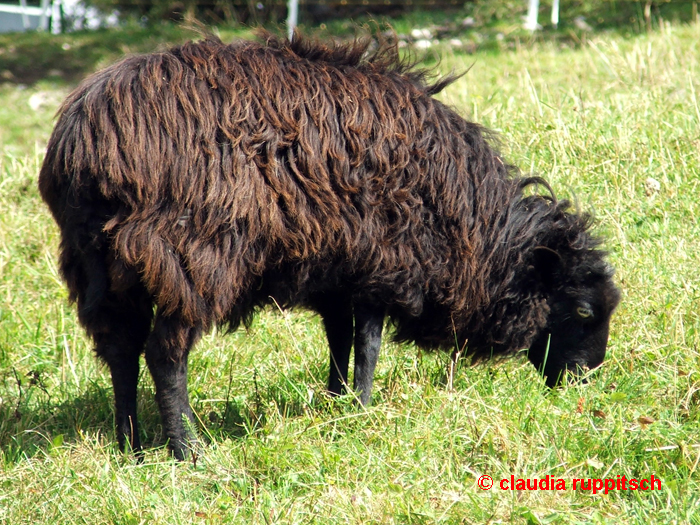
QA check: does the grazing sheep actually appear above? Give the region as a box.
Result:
[39,32,620,459]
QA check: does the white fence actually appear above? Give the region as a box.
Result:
[1,0,565,36]
[0,0,61,33]
[524,0,561,30]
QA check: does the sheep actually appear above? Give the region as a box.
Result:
[39,32,620,459]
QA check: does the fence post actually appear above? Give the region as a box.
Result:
[524,0,539,30]
[19,0,30,29]
[39,0,49,30]
[51,0,61,34]
[287,0,298,41]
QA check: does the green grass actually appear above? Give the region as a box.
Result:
[1,18,700,525]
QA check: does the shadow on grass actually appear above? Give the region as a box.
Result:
[0,381,157,462]
[0,368,325,463]
[0,353,555,463]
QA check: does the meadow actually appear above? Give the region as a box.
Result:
[1,15,699,525]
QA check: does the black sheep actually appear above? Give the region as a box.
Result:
[39,32,620,459]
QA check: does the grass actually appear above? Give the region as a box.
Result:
[1,15,700,525]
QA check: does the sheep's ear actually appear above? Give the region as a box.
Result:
[533,246,562,284]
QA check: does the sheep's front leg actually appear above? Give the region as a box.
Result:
[353,301,385,406]
[145,314,202,460]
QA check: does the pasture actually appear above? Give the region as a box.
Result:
[1,18,699,524]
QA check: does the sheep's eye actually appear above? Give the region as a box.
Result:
[576,306,594,319]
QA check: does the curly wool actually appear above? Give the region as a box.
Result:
[39,32,600,360]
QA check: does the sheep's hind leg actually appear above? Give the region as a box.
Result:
[314,293,354,397]
[353,301,385,406]
[145,313,203,460]
[87,289,152,456]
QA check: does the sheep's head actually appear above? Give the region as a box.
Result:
[526,247,621,387]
